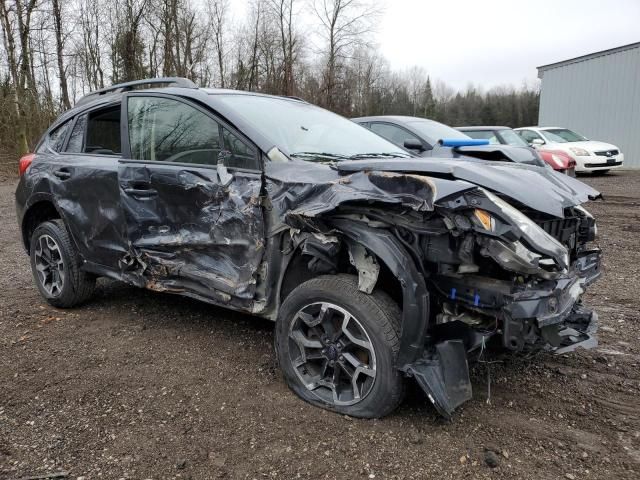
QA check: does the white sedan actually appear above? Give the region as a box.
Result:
[514,126,624,174]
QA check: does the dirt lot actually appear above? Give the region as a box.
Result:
[1,170,639,480]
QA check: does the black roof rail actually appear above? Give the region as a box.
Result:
[76,77,198,106]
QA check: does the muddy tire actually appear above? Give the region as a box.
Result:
[275,274,404,418]
[29,220,95,308]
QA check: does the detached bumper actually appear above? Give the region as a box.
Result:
[433,248,601,350]
[407,249,601,419]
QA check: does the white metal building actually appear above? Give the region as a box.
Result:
[537,41,640,169]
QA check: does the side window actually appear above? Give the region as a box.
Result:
[518,130,542,143]
[222,127,258,169]
[66,114,87,153]
[47,120,72,152]
[85,106,121,154]
[128,96,219,165]
[127,96,257,168]
[370,122,421,148]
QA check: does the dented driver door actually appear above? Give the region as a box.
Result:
[118,93,265,308]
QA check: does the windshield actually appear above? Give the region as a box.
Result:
[214,94,408,160]
[543,128,587,143]
[463,130,500,144]
[463,129,529,147]
[407,119,469,145]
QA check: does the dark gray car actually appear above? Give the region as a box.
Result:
[16,78,601,419]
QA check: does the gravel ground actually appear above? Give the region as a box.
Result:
[1,170,639,479]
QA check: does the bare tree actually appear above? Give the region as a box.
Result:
[267,0,299,95]
[206,0,228,87]
[312,0,379,111]
[0,0,540,160]
[51,0,70,109]
[0,0,39,154]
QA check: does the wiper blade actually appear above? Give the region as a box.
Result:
[290,151,349,160]
[349,152,412,159]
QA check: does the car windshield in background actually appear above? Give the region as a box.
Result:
[498,129,529,147]
[544,129,588,143]
[407,119,470,145]
[214,94,408,161]
[464,130,500,144]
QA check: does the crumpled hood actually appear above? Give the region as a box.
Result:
[336,158,601,218]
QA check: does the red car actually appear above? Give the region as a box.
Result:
[538,149,576,176]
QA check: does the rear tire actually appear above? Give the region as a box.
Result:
[30,220,95,308]
[275,274,404,418]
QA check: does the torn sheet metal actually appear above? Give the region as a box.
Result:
[336,158,601,218]
[348,243,379,294]
[264,160,474,233]
[119,164,264,305]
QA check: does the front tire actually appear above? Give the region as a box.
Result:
[30,220,95,308]
[275,274,404,418]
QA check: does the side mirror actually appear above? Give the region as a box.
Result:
[531,138,545,146]
[404,138,425,152]
[217,150,234,187]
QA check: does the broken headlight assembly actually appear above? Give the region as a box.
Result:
[575,204,598,241]
[470,190,570,271]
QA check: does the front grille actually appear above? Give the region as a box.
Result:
[594,149,619,157]
[536,216,580,248]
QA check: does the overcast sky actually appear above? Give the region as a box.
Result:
[377,0,640,89]
[229,0,639,91]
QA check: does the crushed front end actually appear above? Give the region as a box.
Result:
[266,159,603,419]
[407,186,602,417]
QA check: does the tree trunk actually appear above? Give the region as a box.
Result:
[52,0,71,109]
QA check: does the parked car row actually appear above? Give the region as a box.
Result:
[351,116,547,168]
[16,78,603,420]
[458,125,576,175]
[352,116,623,176]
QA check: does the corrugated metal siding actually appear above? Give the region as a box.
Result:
[538,45,640,168]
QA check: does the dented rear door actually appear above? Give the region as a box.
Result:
[118,93,265,307]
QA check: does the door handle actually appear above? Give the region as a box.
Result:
[53,168,71,180]
[124,187,158,198]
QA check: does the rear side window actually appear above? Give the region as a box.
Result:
[127,96,258,169]
[66,114,87,153]
[85,106,121,155]
[43,120,72,152]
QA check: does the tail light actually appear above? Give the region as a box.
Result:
[18,153,35,176]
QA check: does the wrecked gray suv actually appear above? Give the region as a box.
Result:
[15,78,602,419]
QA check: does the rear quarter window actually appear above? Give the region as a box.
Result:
[66,114,88,153]
[38,120,72,153]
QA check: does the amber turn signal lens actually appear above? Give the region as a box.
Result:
[473,209,494,231]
